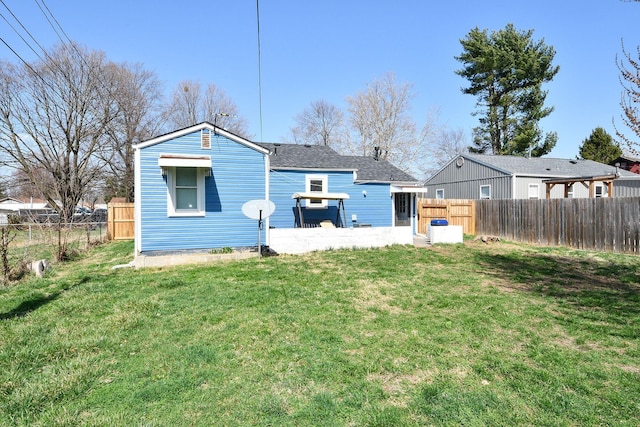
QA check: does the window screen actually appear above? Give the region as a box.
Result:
[175,167,198,210]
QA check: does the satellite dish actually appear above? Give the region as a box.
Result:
[242,199,276,259]
[242,199,275,220]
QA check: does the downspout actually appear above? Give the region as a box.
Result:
[411,192,416,235]
[264,152,271,247]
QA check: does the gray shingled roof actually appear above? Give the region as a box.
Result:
[258,143,419,183]
[467,154,637,177]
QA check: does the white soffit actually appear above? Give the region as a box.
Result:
[390,185,429,193]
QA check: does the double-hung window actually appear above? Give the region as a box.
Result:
[167,166,206,216]
[158,153,210,217]
[528,184,539,199]
[306,174,328,208]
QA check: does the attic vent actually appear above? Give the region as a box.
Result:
[201,129,211,149]
[569,159,578,164]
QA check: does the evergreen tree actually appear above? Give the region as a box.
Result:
[578,127,622,164]
[456,24,559,156]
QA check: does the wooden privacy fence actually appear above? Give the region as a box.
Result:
[418,198,475,236]
[476,197,640,254]
[107,202,134,240]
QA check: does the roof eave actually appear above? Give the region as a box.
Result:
[134,122,270,154]
[270,166,357,172]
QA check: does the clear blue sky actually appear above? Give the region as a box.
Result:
[2,1,639,159]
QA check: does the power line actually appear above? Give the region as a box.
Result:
[256,0,263,143]
[0,1,66,99]
[0,1,45,62]
[33,0,66,45]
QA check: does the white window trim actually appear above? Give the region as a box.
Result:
[528,184,539,200]
[595,184,604,198]
[305,174,328,208]
[435,189,444,200]
[480,185,491,200]
[166,166,206,217]
[567,184,574,199]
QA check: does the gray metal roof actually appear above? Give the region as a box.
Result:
[466,154,637,177]
[258,143,419,183]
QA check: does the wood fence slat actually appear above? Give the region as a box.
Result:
[475,197,640,254]
[107,202,134,240]
[418,199,475,236]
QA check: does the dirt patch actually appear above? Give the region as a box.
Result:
[354,279,405,318]
[367,368,437,407]
[619,365,640,374]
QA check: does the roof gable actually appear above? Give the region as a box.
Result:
[134,122,269,154]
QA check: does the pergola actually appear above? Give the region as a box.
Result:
[543,174,618,199]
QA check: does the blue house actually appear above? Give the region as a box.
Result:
[134,122,425,257]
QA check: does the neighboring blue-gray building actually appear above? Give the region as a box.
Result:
[134,122,424,255]
[424,154,639,200]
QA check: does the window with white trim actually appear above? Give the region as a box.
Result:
[528,184,539,199]
[305,174,328,208]
[480,185,491,200]
[167,167,206,216]
[567,184,574,199]
[595,185,604,198]
[436,189,444,200]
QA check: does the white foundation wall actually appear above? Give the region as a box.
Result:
[268,227,413,254]
[428,225,464,244]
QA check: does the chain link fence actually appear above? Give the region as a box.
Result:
[0,213,109,284]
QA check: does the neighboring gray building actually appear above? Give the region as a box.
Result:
[424,154,639,200]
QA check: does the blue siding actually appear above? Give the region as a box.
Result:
[268,170,392,228]
[139,132,266,252]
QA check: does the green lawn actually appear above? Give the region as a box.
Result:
[1,240,639,426]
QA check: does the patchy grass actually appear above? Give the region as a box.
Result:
[1,239,639,425]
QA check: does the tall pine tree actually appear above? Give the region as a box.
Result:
[456,24,559,156]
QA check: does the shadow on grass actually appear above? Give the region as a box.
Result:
[474,251,640,317]
[0,276,89,320]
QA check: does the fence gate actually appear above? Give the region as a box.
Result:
[418,198,475,236]
[107,202,134,240]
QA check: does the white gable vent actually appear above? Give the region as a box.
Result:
[201,129,211,149]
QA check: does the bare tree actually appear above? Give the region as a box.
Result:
[164,80,251,138]
[424,128,469,179]
[344,72,445,179]
[615,41,640,154]
[8,167,52,200]
[0,42,115,259]
[346,73,417,160]
[0,43,113,220]
[287,100,346,146]
[100,62,164,202]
